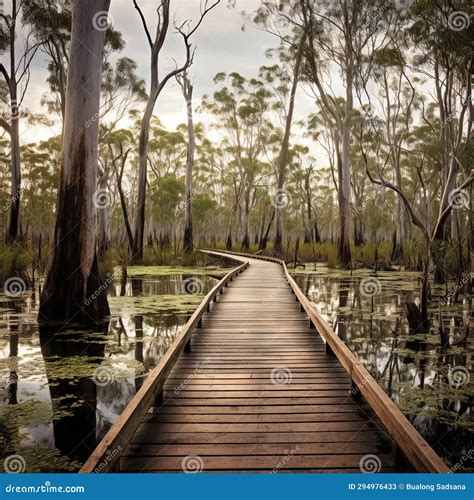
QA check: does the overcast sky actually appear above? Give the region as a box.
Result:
[8,0,343,164]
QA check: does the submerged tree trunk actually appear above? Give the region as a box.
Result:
[39,0,111,326]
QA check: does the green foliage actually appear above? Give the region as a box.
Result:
[0,244,32,284]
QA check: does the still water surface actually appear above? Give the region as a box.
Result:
[0,264,472,471]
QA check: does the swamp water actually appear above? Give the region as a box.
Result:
[294,265,472,472]
[0,263,472,472]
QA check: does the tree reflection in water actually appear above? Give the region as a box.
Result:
[0,272,215,471]
[295,266,472,471]
[39,324,107,463]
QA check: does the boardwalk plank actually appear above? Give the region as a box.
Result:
[82,252,447,474]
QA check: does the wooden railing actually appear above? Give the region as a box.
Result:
[80,258,249,473]
[204,249,450,473]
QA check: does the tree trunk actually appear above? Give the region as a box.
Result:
[6,0,21,244]
[391,198,405,262]
[241,189,251,250]
[260,209,275,251]
[314,220,321,243]
[181,75,195,254]
[97,172,109,256]
[132,98,155,263]
[114,151,134,254]
[7,101,20,243]
[338,61,352,267]
[274,36,304,255]
[39,0,111,326]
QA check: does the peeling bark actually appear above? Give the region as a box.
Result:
[39,0,111,326]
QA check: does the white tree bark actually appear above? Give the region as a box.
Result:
[39,0,111,325]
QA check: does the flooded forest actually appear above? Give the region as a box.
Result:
[0,0,473,474]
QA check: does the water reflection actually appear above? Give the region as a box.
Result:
[0,271,216,472]
[39,324,107,463]
[1,265,471,472]
[294,265,473,472]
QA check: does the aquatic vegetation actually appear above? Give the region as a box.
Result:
[109,294,204,316]
[0,266,471,471]
[115,265,232,278]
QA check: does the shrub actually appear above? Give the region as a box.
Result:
[0,243,32,285]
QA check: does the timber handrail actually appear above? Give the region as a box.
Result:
[80,257,249,473]
[205,249,450,473]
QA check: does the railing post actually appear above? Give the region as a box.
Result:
[325,342,334,355]
[350,380,362,401]
[155,390,163,405]
[184,338,191,353]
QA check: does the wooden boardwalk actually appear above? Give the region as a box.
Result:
[81,251,449,474]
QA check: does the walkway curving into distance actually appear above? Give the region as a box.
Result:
[81,250,449,473]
